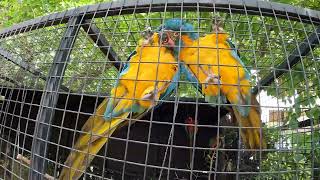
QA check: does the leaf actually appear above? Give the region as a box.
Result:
[306,108,320,121]
[288,112,299,129]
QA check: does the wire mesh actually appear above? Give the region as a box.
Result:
[0,0,319,179]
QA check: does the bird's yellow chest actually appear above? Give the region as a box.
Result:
[119,46,176,100]
[179,34,250,98]
[180,36,246,80]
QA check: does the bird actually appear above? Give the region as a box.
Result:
[157,18,266,149]
[59,29,179,180]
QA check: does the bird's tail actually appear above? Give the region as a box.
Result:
[232,95,266,149]
[59,98,129,180]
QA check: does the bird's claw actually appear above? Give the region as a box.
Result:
[204,73,221,88]
[141,89,158,100]
[141,26,154,45]
[142,81,170,100]
[141,26,153,39]
[212,16,225,33]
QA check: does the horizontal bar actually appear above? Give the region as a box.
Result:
[1,0,320,38]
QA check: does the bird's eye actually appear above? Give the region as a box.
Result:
[162,35,169,44]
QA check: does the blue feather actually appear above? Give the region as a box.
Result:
[104,50,137,120]
[104,98,115,120]
[153,67,180,109]
[159,19,253,116]
[158,19,221,101]
[162,19,199,40]
[157,19,199,57]
[104,103,145,120]
[159,68,180,99]
[179,62,201,91]
[181,61,228,106]
[119,51,136,76]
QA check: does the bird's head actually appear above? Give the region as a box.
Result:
[158,30,180,48]
[156,19,198,55]
[140,26,179,48]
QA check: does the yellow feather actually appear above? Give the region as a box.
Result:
[59,33,177,179]
[180,33,265,149]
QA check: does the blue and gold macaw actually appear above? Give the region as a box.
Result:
[158,19,266,149]
[59,30,179,180]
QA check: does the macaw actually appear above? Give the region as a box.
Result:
[158,19,266,149]
[59,31,179,180]
[157,19,227,104]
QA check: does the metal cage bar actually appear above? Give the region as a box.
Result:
[28,15,82,179]
[0,0,318,92]
[81,19,122,69]
[0,0,319,179]
[1,0,320,38]
[0,47,70,92]
[252,26,320,94]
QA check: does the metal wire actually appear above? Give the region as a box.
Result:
[0,0,319,179]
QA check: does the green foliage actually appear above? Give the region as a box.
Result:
[260,130,320,179]
[272,0,320,9]
[0,0,319,30]
[0,0,319,178]
[0,0,108,29]
[261,151,311,179]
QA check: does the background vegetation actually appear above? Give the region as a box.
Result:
[0,0,319,179]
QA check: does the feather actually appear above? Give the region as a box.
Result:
[59,33,179,180]
[161,19,266,149]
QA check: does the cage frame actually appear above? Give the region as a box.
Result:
[0,0,319,179]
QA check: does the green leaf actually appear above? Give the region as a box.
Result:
[288,113,299,129]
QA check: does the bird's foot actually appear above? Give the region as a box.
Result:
[212,16,225,33]
[204,73,221,88]
[141,26,154,45]
[141,89,158,100]
[141,81,170,101]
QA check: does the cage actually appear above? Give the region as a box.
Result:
[0,0,319,179]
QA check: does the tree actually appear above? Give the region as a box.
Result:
[0,0,319,179]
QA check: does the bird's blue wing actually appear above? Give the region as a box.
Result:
[119,50,137,76]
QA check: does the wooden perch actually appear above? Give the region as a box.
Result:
[16,154,54,180]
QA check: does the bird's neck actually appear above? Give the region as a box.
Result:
[181,35,194,46]
[173,35,194,58]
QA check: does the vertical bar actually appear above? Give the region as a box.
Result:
[28,15,82,179]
